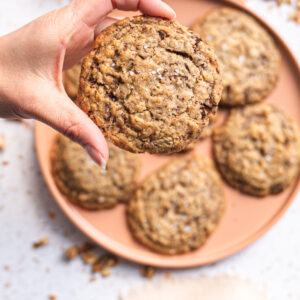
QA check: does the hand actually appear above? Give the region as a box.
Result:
[0,0,175,165]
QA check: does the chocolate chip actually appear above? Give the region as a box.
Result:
[270,183,283,194]
[225,85,231,95]
[260,54,269,63]
[195,36,203,46]
[200,63,207,70]
[138,54,146,60]
[184,63,191,73]
[108,92,117,102]
[158,30,168,40]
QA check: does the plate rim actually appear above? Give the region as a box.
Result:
[35,0,300,268]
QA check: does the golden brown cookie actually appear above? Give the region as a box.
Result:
[63,62,81,101]
[77,16,222,154]
[213,103,300,196]
[127,154,225,254]
[192,8,280,106]
[52,135,140,210]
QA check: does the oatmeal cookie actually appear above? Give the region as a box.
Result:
[192,8,280,106]
[63,62,81,101]
[127,154,225,254]
[52,135,140,210]
[213,103,300,196]
[76,16,222,154]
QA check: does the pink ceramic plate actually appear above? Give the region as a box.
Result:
[35,0,300,268]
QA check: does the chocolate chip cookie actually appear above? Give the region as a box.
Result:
[213,103,300,196]
[76,16,222,154]
[52,135,140,210]
[63,62,81,101]
[192,8,280,106]
[127,154,225,254]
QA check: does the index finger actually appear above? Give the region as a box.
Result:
[113,0,176,18]
[71,0,176,28]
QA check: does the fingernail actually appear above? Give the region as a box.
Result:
[84,145,107,172]
[162,2,176,19]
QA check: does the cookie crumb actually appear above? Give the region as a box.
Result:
[65,246,79,260]
[141,265,155,279]
[2,161,9,166]
[290,10,300,24]
[80,251,98,265]
[0,134,5,150]
[63,243,119,279]
[164,272,171,280]
[92,253,119,273]
[49,294,57,300]
[78,241,95,253]
[101,268,111,278]
[33,237,48,248]
[48,211,56,219]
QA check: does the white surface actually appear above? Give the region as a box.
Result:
[120,276,272,300]
[0,1,300,299]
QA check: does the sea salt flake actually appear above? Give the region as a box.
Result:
[238,55,246,63]
[98,196,105,203]
[265,155,272,162]
[221,44,228,51]
[184,226,191,232]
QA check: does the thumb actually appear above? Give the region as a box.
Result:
[31,87,109,166]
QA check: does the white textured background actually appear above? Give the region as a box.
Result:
[0,1,299,299]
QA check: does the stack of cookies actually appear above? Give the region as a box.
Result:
[56,10,300,255]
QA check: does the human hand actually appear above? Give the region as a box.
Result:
[0,0,175,165]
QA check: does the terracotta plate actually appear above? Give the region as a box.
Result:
[35,0,300,268]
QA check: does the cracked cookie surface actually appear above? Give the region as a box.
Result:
[192,8,280,106]
[213,103,300,196]
[127,154,225,254]
[52,135,140,210]
[77,16,222,154]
